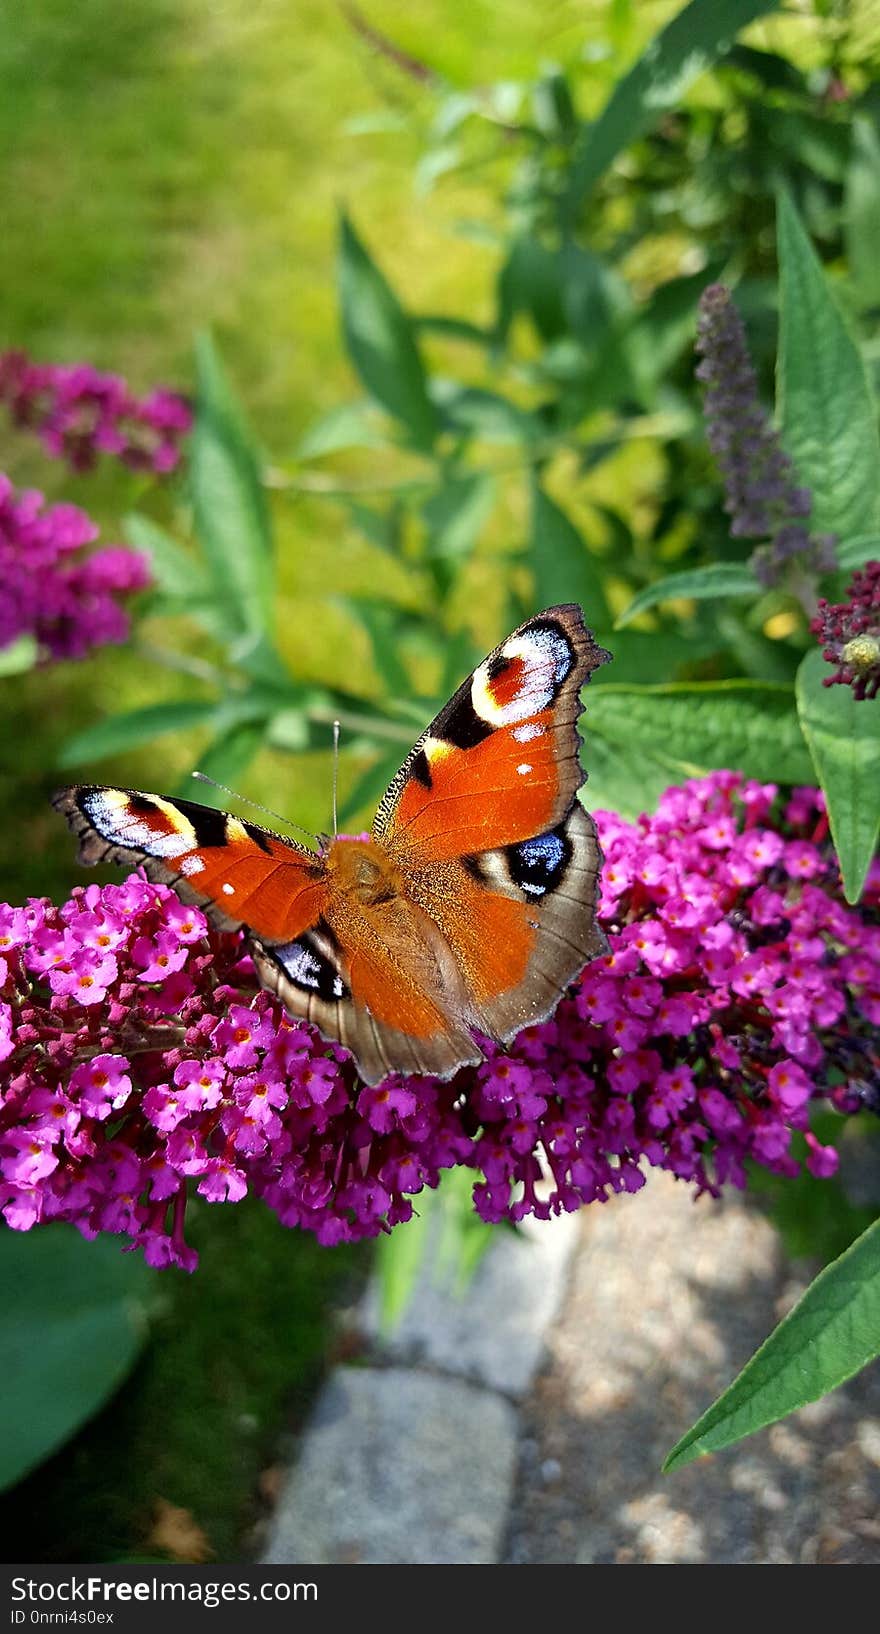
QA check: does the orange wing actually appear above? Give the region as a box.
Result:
[369,604,610,1053]
[53,786,328,943]
[374,603,608,865]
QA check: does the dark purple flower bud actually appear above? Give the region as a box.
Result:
[810,560,880,700]
[696,286,839,591]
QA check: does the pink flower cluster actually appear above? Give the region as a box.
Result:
[0,351,192,476]
[0,774,877,1271]
[0,474,150,661]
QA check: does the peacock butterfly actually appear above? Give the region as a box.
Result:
[53,603,610,1084]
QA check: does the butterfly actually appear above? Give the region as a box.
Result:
[53,603,610,1085]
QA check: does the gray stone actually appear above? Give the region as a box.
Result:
[262,1366,518,1565]
[504,1171,880,1565]
[361,1208,579,1399]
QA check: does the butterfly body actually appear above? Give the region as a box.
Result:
[54,605,610,1084]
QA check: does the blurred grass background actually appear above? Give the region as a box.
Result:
[1,0,645,903]
[1,0,653,1562]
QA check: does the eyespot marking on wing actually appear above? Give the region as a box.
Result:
[505,828,571,898]
[471,622,574,727]
[80,789,199,859]
[267,926,350,1003]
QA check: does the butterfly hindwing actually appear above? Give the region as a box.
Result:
[250,903,483,1087]
[400,803,607,1046]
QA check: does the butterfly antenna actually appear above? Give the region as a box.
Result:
[190,772,318,845]
[331,720,341,839]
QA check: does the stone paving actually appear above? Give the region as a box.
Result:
[261,1170,880,1567]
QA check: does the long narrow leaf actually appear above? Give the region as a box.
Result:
[190,334,275,639]
[338,214,439,453]
[796,648,880,904]
[616,563,759,628]
[530,480,611,627]
[777,191,880,541]
[178,721,267,800]
[57,701,219,769]
[563,0,779,219]
[664,1214,880,1472]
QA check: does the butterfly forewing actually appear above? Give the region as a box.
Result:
[53,786,328,942]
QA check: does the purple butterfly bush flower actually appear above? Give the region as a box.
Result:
[695,284,837,598]
[0,351,192,476]
[0,473,150,661]
[0,773,877,1271]
[810,559,880,701]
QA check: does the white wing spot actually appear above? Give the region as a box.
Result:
[83,790,196,860]
[471,626,573,726]
[180,855,206,876]
[222,883,235,896]
[517,763,532,776]
[513,722,543,743]
[278,942,323,990]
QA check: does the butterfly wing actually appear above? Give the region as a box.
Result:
[54,785,484,1085]
[374,603,609,1050]
[251,886,484,1087]
[52,786,329,943]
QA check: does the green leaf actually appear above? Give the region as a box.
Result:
[562,0,780,219]
[616,563,759,628]
[0,1226,153,1491]
[845,116,880,311]
[124,513,234,639]
[837,534,880,572]
[625,262,726,395]
[579,735,676,821]
[0,634,37,677]
[663,1213,880,1473]
[422,473,495,562]
[530,480,611,627]
[57,700,219,769]
[295,401,387,460]
[190,333,275,639]
[587,681,814,788]
[594,628,722,686]
[497,236,567,344]
[434,1166,496,1290]
[182,720,267,798]
[337,597,412,697]
[777,191,880,542]
[338,213,439,453]
[437,384,538,445]
[124,514,207,600]
[796,648,880,904]
[413,315,492,347]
